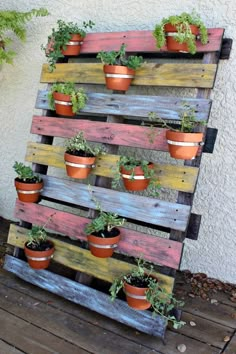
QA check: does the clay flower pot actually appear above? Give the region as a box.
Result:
[87,228,120,258]
[24,241,54,270]
[14,179,43,203]
[64,152,96,179]
[53,92,75,117]
[61,34,83,56]
[120,163,154,191]
[103,65,135,91]
[164,24,199,53]
[166,130,204,160]
[124,281,151,310]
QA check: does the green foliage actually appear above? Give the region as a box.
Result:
[42,19,95,72]
[97,43,144,70]
[13,161,41,182]
[0,8,49,65]
[48,82,88,113]
[153,11,208,54]
[26,225,47,248]
[65,131,104,156]
[84,211,125,236]
[148,104,206,134]
[109,258,186,329]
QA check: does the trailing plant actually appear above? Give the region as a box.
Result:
[112,155,160,196]
[84,184,125,237]
[13,161,41,183]
[48,82,88,113]
[153,11,208,54]
[42,19,95,71]
[97,43,144,70]
[65,131,104,157]
[148,104,206,134]
[109,258,185,329]
[0,8,49,65]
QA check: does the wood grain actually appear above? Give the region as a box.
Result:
[14,200,183,269]
[3,255,167,338]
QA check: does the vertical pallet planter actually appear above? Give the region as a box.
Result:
[4,28,228,339]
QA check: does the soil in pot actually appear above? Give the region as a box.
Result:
[53,92,75,117]
[164,24,199,53]
[166,130,203,159]
[87,227,120,258]
[124,276,151,310]
[120,163,154,191]
[64,150,96,179]
[103,65,135,91]
[14,178,43,203]
[24,240,54,270]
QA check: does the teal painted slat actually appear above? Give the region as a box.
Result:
[4,255,167,338]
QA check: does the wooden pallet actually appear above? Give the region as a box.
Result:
[4,28,228,339]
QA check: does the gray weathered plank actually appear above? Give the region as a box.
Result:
[36,90,211,121]
[40,174,191,231]
[4,255,167,338]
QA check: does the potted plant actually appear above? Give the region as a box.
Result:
[96,43,144,91]
[48,82,88,117]
[64,131,104,179]
[109,258,185,329]
[24,223,54,270]
[13,162,43,203]
[42,19,95,72]
[148,105,206,160]
[153,11,208,54]
[112,156,158,193]
[84,211,125,258]
[0,8,49,65]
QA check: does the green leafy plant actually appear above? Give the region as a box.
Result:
[13,161,41,183]
[26,213,55,250]
[109,258,185,329]
[48,82,88,113]
[153,11,208,54]
[0,8,49,65]
[148,104,206,134]
[97,43,144,70]
[42,19,95,71]
[65,131,104,157]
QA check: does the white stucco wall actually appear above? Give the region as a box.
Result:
[0,0,235,283]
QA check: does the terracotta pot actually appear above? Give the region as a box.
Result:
[14,179,43,203]
[87,229,120,258]
[61,34,83,56]
[166,130,204,160]
[164,24,199,53]
[124,281,151,310]
[64,152,96,179]
[24,241,54,270]
[53,92,75,117]
[103,65,135,91]
[120,163,154,191]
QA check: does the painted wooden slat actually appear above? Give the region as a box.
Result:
[25,142,198,193]
[37,175,191,231]
[14,200,183,269]
[3,255,167,338]
[7,225,174,293]
[40,62,217,88]
[35,93,211,121]
[79,28,224,54]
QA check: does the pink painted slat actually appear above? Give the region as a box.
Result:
[81,28,224,54]
[14,200,183,269]
[31,115,168,151]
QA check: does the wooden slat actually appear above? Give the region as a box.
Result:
[37,175,191,231]
[3,255,167,338]
[40,62,217,88]
[35,93,211,120]
[14,200,183,269]
[25,142,198,193]
[7,227,174,294]
[80,28,224,54]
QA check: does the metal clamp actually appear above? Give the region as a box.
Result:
[89,242,118,249]
[105,73,134,79]
[26,255,53,261]
[66,41,83,45]
[65,161,96,168]
[16,189,43,194]
[54,100,72,106]
[167,140,204,147]
[121,174,148,180]
[124,291,147,300]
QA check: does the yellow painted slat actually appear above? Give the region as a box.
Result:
[40,62,217,88]
[8,224,174,293]
[25,142,198,193]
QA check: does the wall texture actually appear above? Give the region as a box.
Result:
[0,0,235,283]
